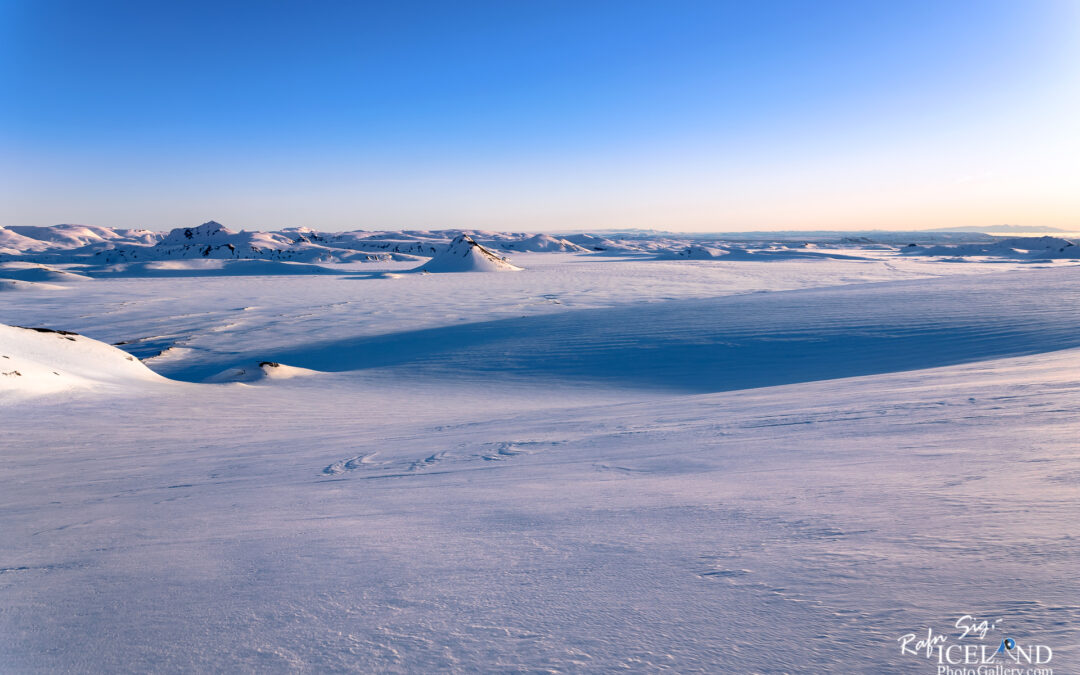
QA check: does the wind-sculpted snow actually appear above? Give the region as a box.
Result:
[4,239,1080,672]
[3,341,1079,671]
[0,323,166,397]
[205,360,320,383]
[163,268,1080,391]
[655,244,730,259]
[90,259,350,277]
[0,279,70,292]
[0,262,93,282]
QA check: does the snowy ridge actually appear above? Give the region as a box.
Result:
[94,221,399,265]
[0,262,92,282]
[488,233,588,252]
[3,224,158,248]
[4,222,1068,276]
[0,323,166,397]
[903,235,1080,260]
[0,279,70,292]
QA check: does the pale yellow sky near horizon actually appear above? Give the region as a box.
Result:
[4,2,1079,233]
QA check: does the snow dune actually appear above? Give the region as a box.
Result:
[0,263,93,282]
[0,279,70,292]
[89,259,348,277]
[205,360,320,383]
[655,244,730,259]
[0,323,165,397]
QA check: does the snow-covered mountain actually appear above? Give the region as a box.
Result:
[0,222,596,267]
[95,221,405,264]
[0,227,53,255]
[2,223,1076,277]
[4,224,158,248]
[413,234,523,272]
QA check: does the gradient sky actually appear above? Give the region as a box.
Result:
[2,0,1079,232]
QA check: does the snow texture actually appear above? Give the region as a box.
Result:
[2,224,1079,673]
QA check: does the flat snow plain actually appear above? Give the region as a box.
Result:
[2,251,1079,673]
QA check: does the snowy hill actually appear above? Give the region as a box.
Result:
[0,262,93,282]
[95,221,389,264]
[3,223,1076,274]
[205,360,321,383]
[561,233,623,251]
[0,227,54,254]
[157,220,242,246]
[486,233,589,253]
[4,224,157,248]
[413,234,523,272]
[656,245,730,260]
[0,279,70,292]
[904,235,1080,259]
[0,323,165,397]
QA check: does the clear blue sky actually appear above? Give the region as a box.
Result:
[2,0,1078,231]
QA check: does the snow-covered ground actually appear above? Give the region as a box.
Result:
[1,228,1079,672]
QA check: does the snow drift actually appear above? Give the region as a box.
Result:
[0,323,165,397]
[0,263,92,282]
[656,245,730,260]
[205,360,321,383]
[90,259,347,277]
[0,279,70,292]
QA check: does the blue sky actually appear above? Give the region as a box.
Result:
[2,0,1078,231]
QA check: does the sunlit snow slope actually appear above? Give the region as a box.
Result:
[0,323,165,397]
[152,267,1080,389]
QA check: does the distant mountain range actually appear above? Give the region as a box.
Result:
[922,225,1067,233]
